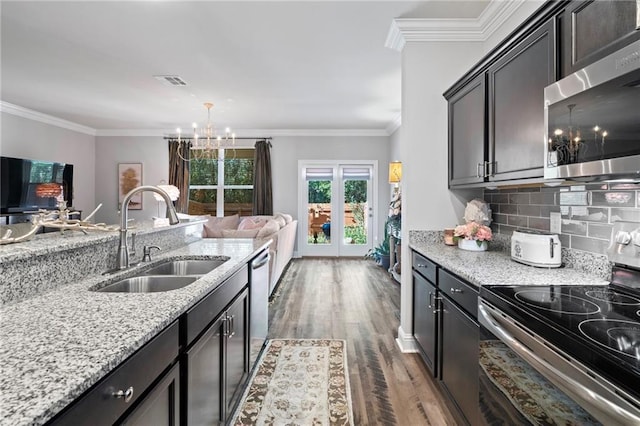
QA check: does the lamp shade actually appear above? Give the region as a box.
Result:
[388,161,402,184]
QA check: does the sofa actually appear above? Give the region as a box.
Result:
[202,213,297,295]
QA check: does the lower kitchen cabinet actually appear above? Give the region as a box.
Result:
[440,296,479,425]
[412,250,479,426]
[413,271,438,375]
[183,276,250,425]
[121,362,180,426]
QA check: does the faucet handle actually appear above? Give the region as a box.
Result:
[142,245,161,262]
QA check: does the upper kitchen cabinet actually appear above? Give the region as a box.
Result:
[487,18,556,182]
[559,0,640,77]
[447,75,487,186]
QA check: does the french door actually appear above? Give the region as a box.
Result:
[298,161,376,257]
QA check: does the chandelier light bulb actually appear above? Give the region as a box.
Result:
[594,125,600,132]
[554,129,563,136]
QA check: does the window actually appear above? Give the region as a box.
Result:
[188,149,254,216]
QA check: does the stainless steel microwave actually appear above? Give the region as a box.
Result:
[544,39,640,181]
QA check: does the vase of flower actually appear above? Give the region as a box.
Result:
[453,221,492,252]
[457,238,488,251]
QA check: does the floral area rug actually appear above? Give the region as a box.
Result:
[480,340,601,425]
[231,339,353,426]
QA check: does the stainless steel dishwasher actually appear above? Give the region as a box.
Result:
[249,249,270,368]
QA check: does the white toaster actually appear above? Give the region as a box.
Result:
[511,230,561,268]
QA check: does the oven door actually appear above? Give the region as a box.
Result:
[478,299,640,426]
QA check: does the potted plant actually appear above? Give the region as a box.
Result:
[366,222,391,269]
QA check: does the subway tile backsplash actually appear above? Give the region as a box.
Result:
[484,183,640,256]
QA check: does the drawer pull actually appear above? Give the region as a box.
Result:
[417,263,429,268]
[450,288,463,294]
[112,386,134,403]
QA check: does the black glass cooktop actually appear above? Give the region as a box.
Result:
[481,283,640,399]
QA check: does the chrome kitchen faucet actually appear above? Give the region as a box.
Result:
[117,186,179,270]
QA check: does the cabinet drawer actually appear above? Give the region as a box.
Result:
[438,269,478,319]
[184,265,248,346]
[412,251,437,283]
[50,321,179,426]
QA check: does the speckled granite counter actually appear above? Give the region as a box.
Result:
[409,231,610,287]
[0,238,270,426]
[1,219,206,304]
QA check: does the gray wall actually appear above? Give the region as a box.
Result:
[0,112,96,215]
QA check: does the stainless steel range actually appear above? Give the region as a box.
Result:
[479,221,640,425]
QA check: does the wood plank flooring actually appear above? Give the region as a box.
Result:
[268,258,457,426]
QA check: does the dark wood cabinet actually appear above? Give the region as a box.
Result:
[183,271,250,426]
[560,0,640,77]
[121,363,180,426]
[413,271,438,376]
[488,18,556,181]
[412,251,480,425]
[440,296,479,426]
[448,74,486,187]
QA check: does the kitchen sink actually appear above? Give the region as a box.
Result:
[143,259,228,276]
[97,275,199,293]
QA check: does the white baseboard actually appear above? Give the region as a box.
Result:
[395,325,418,353]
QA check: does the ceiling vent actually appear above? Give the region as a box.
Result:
[154,75,188,86]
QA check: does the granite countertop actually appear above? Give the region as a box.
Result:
[0,218,206,263]
[0,238,269,426]
[409,231,609,288]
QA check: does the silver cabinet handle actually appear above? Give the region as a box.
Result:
[228,315,235,338]
[428,291,433,309]
[112,387,134,403]
[477,162,483,178]
[450,288,463,294]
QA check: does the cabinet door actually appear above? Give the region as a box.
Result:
[440,297,479,426]
[121,363,180,426]
[561,0,640,77]
[186,316,224,426]
[225,289,250,419]
[448,74,486,186]
[488,18,556,181]
[413,272,438,376]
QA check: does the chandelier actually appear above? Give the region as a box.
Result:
[175,102,235,161]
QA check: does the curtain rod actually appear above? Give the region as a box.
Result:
[164,136,272,141]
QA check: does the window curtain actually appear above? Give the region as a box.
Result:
[252,139,273,215]
[168,140,190,214]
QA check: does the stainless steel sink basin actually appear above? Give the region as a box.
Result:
[97,276,199,293]
[143,259,228,276]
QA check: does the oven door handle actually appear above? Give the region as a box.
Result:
[479,301,640,426]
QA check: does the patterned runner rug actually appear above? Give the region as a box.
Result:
[231,339,353,426]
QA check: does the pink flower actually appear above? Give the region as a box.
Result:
[453,221,492,242]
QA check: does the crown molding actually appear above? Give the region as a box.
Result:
[96,128,391,138]
[385,0,526,51]
[0,101,96,136]
[2,102,394,138]
[386,113,402,135]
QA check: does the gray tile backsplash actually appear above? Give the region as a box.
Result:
[484,183,640,255]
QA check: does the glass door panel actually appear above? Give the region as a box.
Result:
[307,180,332,246]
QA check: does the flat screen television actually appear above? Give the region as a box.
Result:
[1,156,74,214]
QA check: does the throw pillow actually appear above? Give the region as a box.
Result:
[273,215,286,228]
[238,217,265,230]
[276,212,293,224]
[203,214,240,238]
[256,219,280,238]
[221,228,260,238]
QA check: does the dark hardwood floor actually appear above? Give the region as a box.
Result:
[268,258,457,425]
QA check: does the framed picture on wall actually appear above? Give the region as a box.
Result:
[118,163,143,210]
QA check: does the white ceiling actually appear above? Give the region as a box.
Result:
[1,1,491,135]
